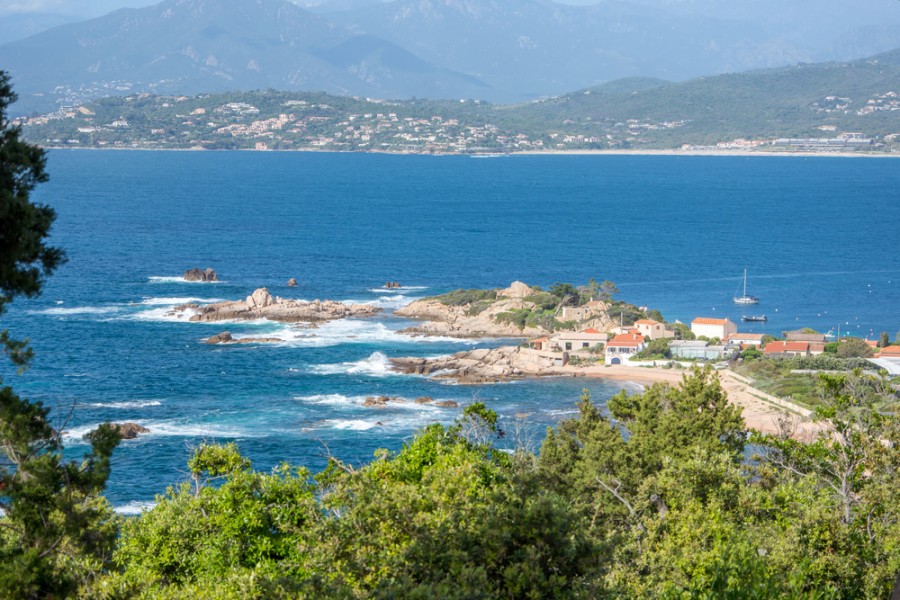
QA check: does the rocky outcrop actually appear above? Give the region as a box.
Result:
[395,281,545,338]
[184,268,218,282]
[205,331,284,345]
[169,288,381,323]
[113,422,149,440]
[395,281,619,338]
[363,395,404,407]
[390,346,558,384]
[287,278,298,287]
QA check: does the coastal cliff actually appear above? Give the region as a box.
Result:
[170,288,381,323]
[395,281,616,338]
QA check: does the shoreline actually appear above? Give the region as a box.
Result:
[39,146,900,159]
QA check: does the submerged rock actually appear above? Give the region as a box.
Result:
[433,400,459,408]
[82,422,149,441]
[363,395,405,407]
[205,331,283,345]
[184,267,218,282]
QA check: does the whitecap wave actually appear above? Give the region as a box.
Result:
[114,501,157,516]
[127,305,200,322]
[148,276,223,284]
[344,294,419,310]
[368,286,428,294]
[84,400,162,409]
[138,421,262,438]
[137,296,224,306]
[31,306,121,316]
[62,420,258,445]
[311,351,396,377]
[261,319,475,348]
[327,419,382,431]
[294,393,366,406]
[293,394,447,411]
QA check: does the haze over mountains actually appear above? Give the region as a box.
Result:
[2,0,900,115]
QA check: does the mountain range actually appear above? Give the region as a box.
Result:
[2,0,900,115]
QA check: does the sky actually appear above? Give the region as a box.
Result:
[0,0,616,18]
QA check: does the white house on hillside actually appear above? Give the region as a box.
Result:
[691,317,737,340]
[634,319,674,340]
[554,328,608,352]
[605,332,645,365]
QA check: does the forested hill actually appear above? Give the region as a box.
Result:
[19,48,900,153]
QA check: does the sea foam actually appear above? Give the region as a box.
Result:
[310,351,395,377]
[114,501,157,516]
[148,276,223,284]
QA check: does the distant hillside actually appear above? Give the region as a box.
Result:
[504,48,900,145]
[18,48,900,153]
[0,0,487,115]
[3,0,900,115]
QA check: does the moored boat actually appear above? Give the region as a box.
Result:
[742,315,767,322]
[733,268,759,305]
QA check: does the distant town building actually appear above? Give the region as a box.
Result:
[725,333,764,347]
[634,319,674,340]
[669,341,730,361]
[554,329,608,352]
[605,332,645,365]
[691,317,737,340]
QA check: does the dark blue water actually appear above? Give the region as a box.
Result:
[3,150,899,510]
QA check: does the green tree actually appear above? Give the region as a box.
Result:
[836,337,874,358]
[878,331,889,348]
[0,71,121,599]
[549,282,578,306]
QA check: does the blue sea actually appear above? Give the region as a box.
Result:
[3,150,899,511]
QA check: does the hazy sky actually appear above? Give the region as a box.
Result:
[0,0,613,18]
[0,0,657,19]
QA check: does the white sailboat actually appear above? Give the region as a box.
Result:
[733,269,759,305]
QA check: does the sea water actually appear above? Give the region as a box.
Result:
[3,150,899,509]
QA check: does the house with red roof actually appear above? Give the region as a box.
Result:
[529,337,551,352]
[877,345,900,358]
[691,317,737,340]
[605,332,646,365]
[634,319,674,340]
[764,341,810,357]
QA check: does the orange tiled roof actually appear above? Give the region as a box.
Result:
[879,345,900,356]
[765,341,809,353]
[608,332,645,347]
[692,317,730,325]
[581,328,602,334]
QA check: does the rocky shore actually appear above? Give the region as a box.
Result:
[169,288,381,323]
[205,331,285,345]
[396,281,613,338]
[390,346,559,384]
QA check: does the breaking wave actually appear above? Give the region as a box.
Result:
[310,351,395,377]
[148,276,223,284]
[114,501,157,516]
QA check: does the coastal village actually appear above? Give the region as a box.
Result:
[528,315,900,372]
[16,89,900,154]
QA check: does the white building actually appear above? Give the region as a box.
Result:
[691,317,737,340]
[634,319,674,340]
[553,329,608,352]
